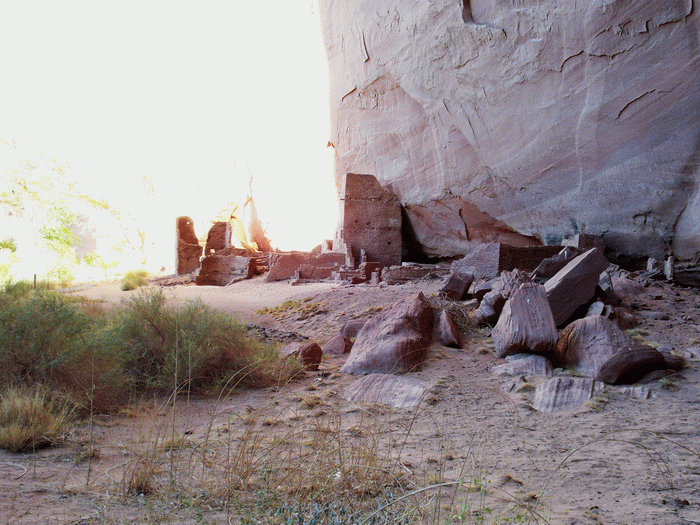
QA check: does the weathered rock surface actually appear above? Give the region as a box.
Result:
[533,377,602,413]
[472,269,529,326]
[341,293,434,374]
[545,248,610,326]
[343,373,433,409]
[319,1,700,262]
[554,316,634,377]
[492,282,558,358]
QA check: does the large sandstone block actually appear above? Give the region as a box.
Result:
[319,1,700,262]
[545,248,610,326]
[341,293,434,374]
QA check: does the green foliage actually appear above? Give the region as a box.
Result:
[121,268,149,291]
[0,384,75,452]
[0,238,17,252]
[110,288,280,393]
[0,287,126,412]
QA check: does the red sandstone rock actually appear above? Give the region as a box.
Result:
[280,342,323,371]
[452,243,561,280]
[337,173,402,267]
[545,248,610,326]
[492,354,553,378]
[596,345,668,385]
[532,247,579,281]
[491,283,558,358]
[341,293,434,374]
[439,272,474,301]
[554,316,633,377]
[342,373,433,410]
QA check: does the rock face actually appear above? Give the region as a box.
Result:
[341,292,434,374]
[319,1,700,262]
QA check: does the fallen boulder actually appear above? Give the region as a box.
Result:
[531,246,579,281]
[341,293,434,374]
[340,319,367,340]
[596,345,668,385]
[439,272,474,301]
[322,334,353,356]
[491,282,558,358]
[545,248,610,326]
[473,269,530,326]
[553,316,633,377]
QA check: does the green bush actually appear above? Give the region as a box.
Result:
[0,286,284,415]
[0,288,127,412]
[110,288,281,393]
[121,269,149,291]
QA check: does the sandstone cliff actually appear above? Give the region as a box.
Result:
[319,0,700,261]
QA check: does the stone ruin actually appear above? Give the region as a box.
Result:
[175,171,689,295]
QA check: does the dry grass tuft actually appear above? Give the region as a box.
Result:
[0,385,75,453]
[256,297,328,320]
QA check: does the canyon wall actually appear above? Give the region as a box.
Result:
[319,0,700,261]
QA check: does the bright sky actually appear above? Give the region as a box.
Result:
[0,0,337,252]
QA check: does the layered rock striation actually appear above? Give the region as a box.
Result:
[319,0,700,261]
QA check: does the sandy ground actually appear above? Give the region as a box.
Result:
[1,274,699,524]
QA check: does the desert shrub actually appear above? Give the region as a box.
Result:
[0,288,128,412]
[108,288,283,393]
[121,268,149,291]
[0,385,75,452]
